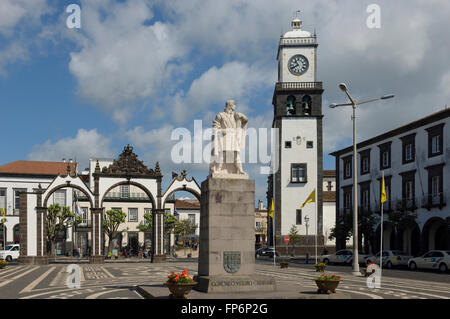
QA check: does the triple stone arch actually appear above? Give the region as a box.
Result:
[20,165,201,264]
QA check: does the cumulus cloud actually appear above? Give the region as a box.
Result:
[27,129,114,169]
[0,0,50,75]
[170,61,274,124]
[67,0,188,123]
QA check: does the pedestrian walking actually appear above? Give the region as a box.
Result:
[77,247,81,261]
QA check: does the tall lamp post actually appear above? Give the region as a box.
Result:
[330,83,394,276]
[304,215,309,264]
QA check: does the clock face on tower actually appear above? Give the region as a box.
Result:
[288,54,309,76]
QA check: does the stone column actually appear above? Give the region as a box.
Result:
[151,208,166,263]
[89,207,104,263]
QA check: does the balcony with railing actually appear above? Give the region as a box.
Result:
[420,192,447,210]
[275,82,323,91]
[103,192,151,202]
[75,219,92,230]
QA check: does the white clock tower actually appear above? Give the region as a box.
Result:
[269,15,324,254]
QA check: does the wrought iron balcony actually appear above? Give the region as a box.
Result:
[420,192,447,210]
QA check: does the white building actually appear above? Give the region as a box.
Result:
[322,170,337,249]
[268,15,324,253]
[0,161,77,253]
[331,109,450,255]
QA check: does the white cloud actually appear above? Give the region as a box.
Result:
[170,61,274,124]
[27,129,114,169]
[67,0,188,123]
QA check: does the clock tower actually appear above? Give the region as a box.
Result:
[269,15,324,252]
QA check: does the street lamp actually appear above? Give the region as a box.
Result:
[304,215,310,264]
[330,83,394,276]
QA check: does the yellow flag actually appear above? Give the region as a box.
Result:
[2,208,5,217]
[269,199,274,218]
[300,189,316,209]
[381,175,387,204]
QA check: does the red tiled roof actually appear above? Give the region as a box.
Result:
[175,199,200,209]
[0,161,77,176]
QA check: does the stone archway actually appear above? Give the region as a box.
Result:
[421,217,449,253]
[96,145,163,262]
[161,171,201,209]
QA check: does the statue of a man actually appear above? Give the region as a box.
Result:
[210,100,248,177]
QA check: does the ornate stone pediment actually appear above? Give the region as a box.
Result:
[101,145,160,178]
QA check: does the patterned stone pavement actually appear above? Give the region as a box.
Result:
[0,261,449,299]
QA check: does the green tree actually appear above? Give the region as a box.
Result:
[46,203,81,257]
[103,209,127,256]
[387,202,418,250]
[136,211,177,235]
[288,225,301,256]
[329,212,353,247]
[174,219,198,255]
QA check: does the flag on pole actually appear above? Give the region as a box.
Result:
[300,189,316,209]
[74,192,81,217]
[381,175,387,203]
[2,208,5,217]
[269,199,274,218]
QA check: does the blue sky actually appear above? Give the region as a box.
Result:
[1,0,449,203]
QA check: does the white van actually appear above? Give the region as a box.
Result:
[0,244,20,262]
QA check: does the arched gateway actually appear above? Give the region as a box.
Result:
[18,145,193,264]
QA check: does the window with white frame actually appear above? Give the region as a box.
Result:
[0,189,6,211]
[14,189,27,212]
[432,175,440,203]
[128,208,138,222]
[81,207,88,224]
[121,185,130,198]
[382,151,389,168]
[291,164,307,183]
[405,143,413,161]
[188,214,196,226]
[53,190,66,206]
[431,135,441,155]
[362,189,370,209]
[405,181,413,200]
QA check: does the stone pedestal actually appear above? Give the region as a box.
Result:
[195,177,276,293]
[89,255,105,264]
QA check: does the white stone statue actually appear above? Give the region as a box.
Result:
[210,100,248,179]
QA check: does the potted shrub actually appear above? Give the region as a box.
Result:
[166,269,197,299]
[314,262,327,272]
[0,260,7,269]
[314,274,342,294]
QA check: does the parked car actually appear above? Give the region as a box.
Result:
[321,249,369,265]
[255,247,279,258]
[0,244,20,262]
[365,250,413,268]
[408,250,450,273]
